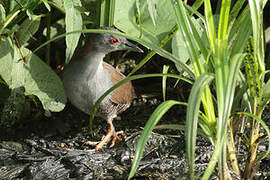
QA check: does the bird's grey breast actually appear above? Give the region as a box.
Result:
[63,58,113,115]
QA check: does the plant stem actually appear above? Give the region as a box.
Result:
[227,118,240,176]
[243,104,260,179]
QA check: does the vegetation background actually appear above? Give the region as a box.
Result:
[0,0,270,179]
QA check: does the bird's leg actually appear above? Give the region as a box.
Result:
[109,127,122,148]
[95,119,122,151]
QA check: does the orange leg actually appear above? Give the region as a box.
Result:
[95,121,122,151]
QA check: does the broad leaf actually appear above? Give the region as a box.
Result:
[0,37,66,112]
[146,0,157,26]
[15,15,41,45]
[114,0,176,45]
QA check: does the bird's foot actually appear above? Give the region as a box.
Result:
[94,128,123,151]
[109,130,123,148]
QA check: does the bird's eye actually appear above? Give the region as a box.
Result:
[110,38,119,44]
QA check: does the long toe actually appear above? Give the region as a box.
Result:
[109,130,123,148]
[95,129,114,151]
[95,130,124,151]
[94,120,125,151]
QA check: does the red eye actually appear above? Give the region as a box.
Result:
[110,38,118,44]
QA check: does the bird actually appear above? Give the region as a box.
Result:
[62,27,143,151]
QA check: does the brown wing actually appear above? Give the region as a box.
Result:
[102,62,136,104]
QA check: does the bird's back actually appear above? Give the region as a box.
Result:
[102,62,136,114]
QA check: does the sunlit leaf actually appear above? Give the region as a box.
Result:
[146,0,157,26]
[42,0,51,11]
[186,73,214,179]
[64,0,82,63]
[0,37,66,112]
[114,0,176,46]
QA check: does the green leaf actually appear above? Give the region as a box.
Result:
[15,15,41,45]
[128,100,181,179]
[186,73,214,179]
[43,19,65,39]
[263,79,270,98]
[0,37,66,112]
[229,10,252,57]
[64,0,83,63]
[202,53,244,179]
[98,0,114,26]
[265,26,270,44]
[172,17,205,73]
[261,78,270,109]
[114,0,176,45]
[172,29,189,72]
[162,65,169,101]
[42,0,51,11]
[26,9,35,20]
[218,0,231,41]
[173,0,216,128]
[146,0,157,26]
[248,0,265,71]
[0,10,20,35]
[0,4,5,25]
[0,38,14,85]
[172,0,205,76]
[203,0,216,52]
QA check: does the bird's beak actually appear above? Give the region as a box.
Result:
[124,41,144,53]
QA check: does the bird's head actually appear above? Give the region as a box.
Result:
[92,27,143,54]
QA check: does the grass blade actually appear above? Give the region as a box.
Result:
[202,53,244,179]
[218,0,231,41]
[186,73,214,179]
[162,65,169,101]
[173,0,216,128]
[128,100,182,179]
[204,0,216,52]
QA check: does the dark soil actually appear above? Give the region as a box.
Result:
[0,97,213,180]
